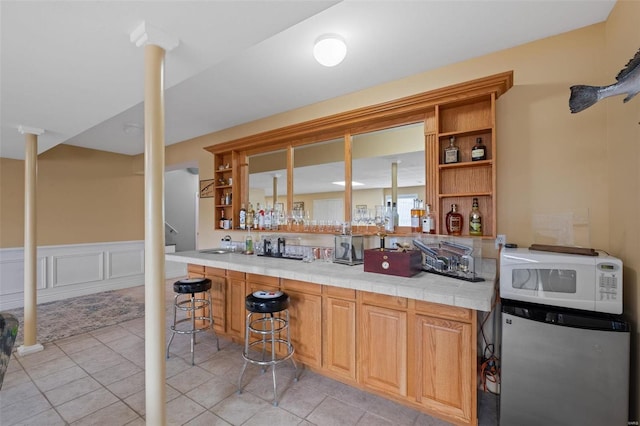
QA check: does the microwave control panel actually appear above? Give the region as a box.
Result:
[597,262,621,300]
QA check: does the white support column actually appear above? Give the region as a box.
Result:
[17,125,44,357]
[131,21,178,426]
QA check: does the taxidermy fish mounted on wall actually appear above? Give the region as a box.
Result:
[569,47,640,113]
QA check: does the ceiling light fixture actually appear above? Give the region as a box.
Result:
[313,34,347,67]
[332,181,363,187]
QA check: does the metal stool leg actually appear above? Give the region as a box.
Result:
[270,315,279,406]
[237,312,252,394]
[166,293,179,359]
[190,293,196,365]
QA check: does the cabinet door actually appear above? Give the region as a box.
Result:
[410,314,474,423]
[287,290,322,368]
[206,273,226,334]
[324,297,356,382]
[359,304,407,396]
[226,277,246,340]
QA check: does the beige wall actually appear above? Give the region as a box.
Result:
[0,145,144,247]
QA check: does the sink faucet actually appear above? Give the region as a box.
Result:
[222,235,232,250]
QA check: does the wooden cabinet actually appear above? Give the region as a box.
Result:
[205,267,226,334]
[429,94,497,237]
[408,300,477,425]
[213,150,244,230]
[225,270,246,341]
[282,279,323,369]
[323,286,357,383]
[359,292,408,397]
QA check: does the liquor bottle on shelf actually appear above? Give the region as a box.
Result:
[384,201,395,233]
[422,204,436,234]
[471,137,487,161]
[247,202,255,229]
[392,202,399,228]
[411,199,425,232]
[239,203,247,230]
[445,204,463,236]
[469,198,483,236]
[444,136,460,164]
[257,203,265,230]
[219,209,226,229]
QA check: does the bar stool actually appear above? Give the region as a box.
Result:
[166,277,219,365]
[237,290,298,406]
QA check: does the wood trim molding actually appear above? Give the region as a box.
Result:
[205,71,513,154]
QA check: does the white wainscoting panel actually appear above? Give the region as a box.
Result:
[52,252,104,287]
[0,241,180,310]
[108,249,145,279]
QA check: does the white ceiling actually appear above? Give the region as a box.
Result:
[1,0,615,161]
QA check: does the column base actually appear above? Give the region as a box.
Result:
[17,343,44,357]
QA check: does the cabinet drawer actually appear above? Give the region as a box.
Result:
[323,285,356,300]
[187,264,205,274]
[282,279,322,295]
[246,273,279,287]
[360,291,407,310]
[414,300,472,322]
[205,266,225,277]
[227,270,245,280]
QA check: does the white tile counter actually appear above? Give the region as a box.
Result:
[166,250,497,312]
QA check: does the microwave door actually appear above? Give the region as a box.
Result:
[505,266,596,311]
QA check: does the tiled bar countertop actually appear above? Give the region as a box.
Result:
[167,250,497,312]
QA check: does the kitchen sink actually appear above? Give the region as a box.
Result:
[199,248,234,254]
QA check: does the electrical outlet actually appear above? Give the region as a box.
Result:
[495,234,506,249]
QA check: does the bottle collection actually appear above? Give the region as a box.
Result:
[442,136,487,164]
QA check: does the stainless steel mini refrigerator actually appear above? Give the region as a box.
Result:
[500,299,630,426]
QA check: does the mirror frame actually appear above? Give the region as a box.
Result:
[205,72,513,234]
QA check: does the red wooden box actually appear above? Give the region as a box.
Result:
[363,249,423,277]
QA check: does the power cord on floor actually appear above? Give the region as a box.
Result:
[479,273,500,394]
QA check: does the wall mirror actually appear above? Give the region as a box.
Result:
[351,122,425,231]
[248,149,287,214]
[293,138,345,228]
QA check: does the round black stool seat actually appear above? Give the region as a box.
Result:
[173,278,212,294]
[245,291,289,313]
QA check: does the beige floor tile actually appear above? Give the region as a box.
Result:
[183,410,232,426]
[104,333,144,353]
[243,404,304,426]
[34,365,88,392]
[166,365,214,394]
[0,392,52,425]
[0,380,41,409]
[165,355,192,379]
[55,333,103,354]
[106,370,146,399]
[69,345,127,374]
[277,380,327,418]
[166,395,207,426]
[414,412,455,425]
[357,412,398,425]
[91,325,132,344]
[0,368,31,390]
[211,391,272,425]
[124,417,146,426]
[306,396,366,426]
[15,407,66,425]
[185,374,237,409]
[21,353,76,380]
[56,387,119,423]
[91,359,142,386]
[241,364,298,404]
[71,401,140,426]
[5,355,23,373]
[123,384,181,417]
[45,376,103,407]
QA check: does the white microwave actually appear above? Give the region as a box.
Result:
[500,247,623,314]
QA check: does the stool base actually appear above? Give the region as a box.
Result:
[166,291,219,366]
[237,311,299,406]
